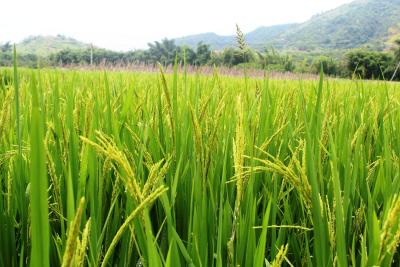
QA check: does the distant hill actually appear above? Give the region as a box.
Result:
[174,33,234,51]
[244,24,298,50]
[174,24,296,50]
[17,35,90,56]
[272,0,400,50]
[174,0,400,51]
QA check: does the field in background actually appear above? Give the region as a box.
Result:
[54,63,320,80]
[0,66,400,266]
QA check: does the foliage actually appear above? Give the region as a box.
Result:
[217,48,245,67]
[1,66,400,266]
[394,39,400,62]
[4,36,400,80]
[1,42,40,68]
[258,48,295,72]
[146,39,179,65]
[346,49,395,80]
[194,42,211,65]
[49,48,127,65]
[311,56,338,76]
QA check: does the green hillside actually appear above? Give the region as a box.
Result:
[17,35,90,56]
[174,24,296,50]
[174,32,234,50]
[174,0,400,51]
[244,24,297,49]
[272,0,400,50]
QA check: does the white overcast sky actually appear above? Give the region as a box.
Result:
[0,0,353,51]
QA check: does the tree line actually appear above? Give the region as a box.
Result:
[1,39,399,80]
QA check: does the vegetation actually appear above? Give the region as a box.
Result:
[395,39,400,61]
[1,42,40,68]
[311,56,339,76]
[275,0,400,50]
[48,47,128,66]
[174,24,296,51]
[2,2,400,264]
[1,51,400,266]
[2,37,400,81]
[2,0,400,75]
[346,49,398,80]
[175,0,400,51]
[17,35,89,56]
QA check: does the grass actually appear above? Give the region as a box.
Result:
[0,63,399,266]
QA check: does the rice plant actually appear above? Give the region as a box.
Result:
[0,62,399,266]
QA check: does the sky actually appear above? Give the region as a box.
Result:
[0,0,354,51]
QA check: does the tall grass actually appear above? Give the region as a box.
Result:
[0,64,399,266]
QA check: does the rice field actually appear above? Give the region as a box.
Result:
[0,62,400,267]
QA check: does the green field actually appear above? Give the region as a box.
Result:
[0,65,400,266]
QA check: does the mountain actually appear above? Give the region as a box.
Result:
[272,0,400,50]
[174,33,235,50]
[17,35,90,56]
[244,24,297,49]
[174,0,400,51]
[174,24,297,50]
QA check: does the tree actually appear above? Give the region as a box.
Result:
[390,39,400,80]
[126,50,149,64]
[221,48,243,67]
[182,46,196,65]
[347,50,393,80]
[0,42,13,66]
[282,55,295,72]
[260,47,295,72]
[394,39,400,62]
[195,42,211,65]
[1,42,12,53]
[312,56,338,76]
[147,39,178,65]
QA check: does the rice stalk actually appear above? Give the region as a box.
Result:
[271,244,289,267]
[0,88,13,140]
[100,186,168,267]
[61,197,85,267]
[75,217,91,267]
[379,196,400,263]
[227,95,246,266]
[81,132,143,202]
